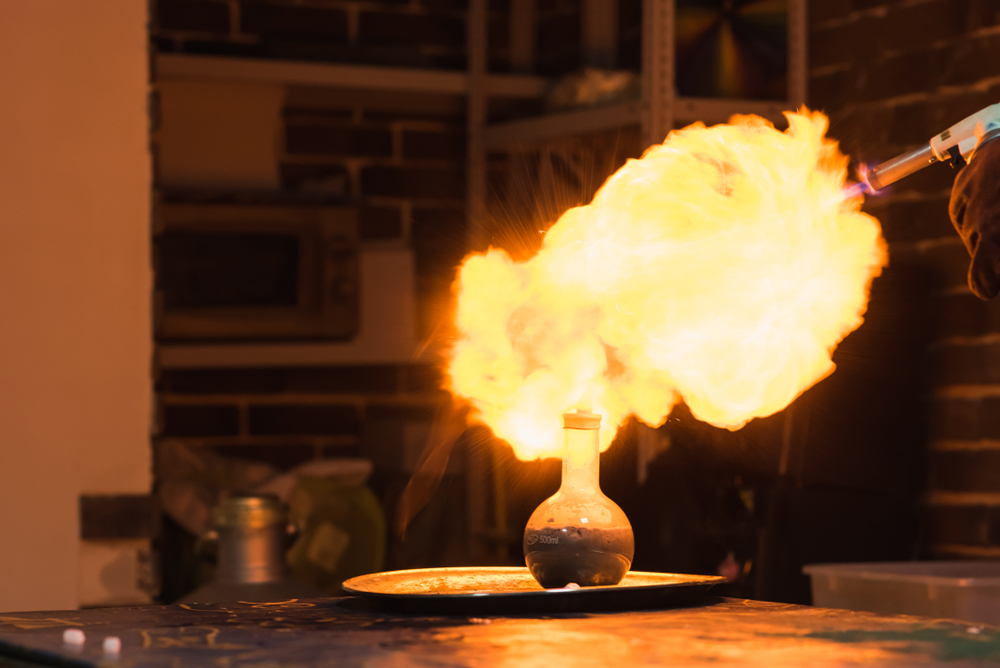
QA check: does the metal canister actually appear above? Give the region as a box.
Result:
[212,495,292,584]
[179,494,322,603]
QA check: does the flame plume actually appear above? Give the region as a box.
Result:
[448,110,887,460]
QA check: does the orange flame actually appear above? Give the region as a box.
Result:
[448,110,887,460]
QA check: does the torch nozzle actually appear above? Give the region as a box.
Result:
[866,144,939,191]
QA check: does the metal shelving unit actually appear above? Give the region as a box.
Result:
[465,0,809,248]
[154,1,807,370]
[155,52,548,98]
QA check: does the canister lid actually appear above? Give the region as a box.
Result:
[212,494,286,529]
[562,411,602,430]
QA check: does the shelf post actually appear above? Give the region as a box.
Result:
[509,0,536,74]
[467,0,489,253]
[642,0,675,148]
[788,0,808,109]
[581,0,619,69]
[465,0,492,562]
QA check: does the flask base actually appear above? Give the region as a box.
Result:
[526,550,631,589]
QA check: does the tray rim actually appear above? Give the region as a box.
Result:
[342,566,728,600]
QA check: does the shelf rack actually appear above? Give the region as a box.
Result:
[153,1,806,369]
[466,0,809,247]
[155,52,548,98]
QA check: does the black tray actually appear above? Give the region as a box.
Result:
[342,567,727,615]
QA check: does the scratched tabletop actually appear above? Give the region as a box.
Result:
[3,597,1000,667]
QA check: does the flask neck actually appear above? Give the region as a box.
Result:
[560,426,601,495]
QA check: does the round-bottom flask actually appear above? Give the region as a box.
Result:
[523,411,634,588]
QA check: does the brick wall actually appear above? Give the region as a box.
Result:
[279,84,469,333]
[808,0,1000,558]
[151,0,515,71]
[153,88,472,570]
[150,0,491,596]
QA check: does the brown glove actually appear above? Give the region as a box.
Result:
[949,138,1000,299]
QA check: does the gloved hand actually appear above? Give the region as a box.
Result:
[949,137,1000,299]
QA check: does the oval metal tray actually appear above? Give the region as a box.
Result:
[342,567,727,615]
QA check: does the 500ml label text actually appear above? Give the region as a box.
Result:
[537,535,559,545]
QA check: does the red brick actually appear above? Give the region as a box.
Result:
[809,0,852,28]
[420,0,468,10]
[157,0,230,33]
[401,364,444,392]
[248,404,359,435]
[850,0,898,10]
[80,495,155,540]
[365,108,466,123]
[942,34,1000,88]
[489,16,509,50]
[160,365,404,395]
[402,130,466,161]
[808,68,852,111]
[926,504,991,545]
[810,16,884,70]
[890,242,971,291]
[827,105,896,162]
[411,207,467,281]
[931,292,1000,339]
[361,166,465,199]
[159,368,285,394]
[280,163,350,194]
[618,0,642,70]
[862,48,943,101]
[359,12,464,47]
[889,160,960,196]
[286,125,392,157]
[930,450,1000,492]
[240,3,348,43]
[928,344,1000,385]
[887,102,932,148]
[284,107,353,122]
[167,39,263,58]
[359,206,402,240]
[882,0,972,53]
[929,398,980,439]
[981,397,1000,438]
[284,366,400,393]
[968,0,1000,30]
[932,85,1000,135]
[162,405,240,437]
[872,195,952,244]
[207,444,318,470]
[534,8,580,76]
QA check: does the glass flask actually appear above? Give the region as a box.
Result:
[523,411,635,588]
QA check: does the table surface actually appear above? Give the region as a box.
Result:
[2,596,1000,667]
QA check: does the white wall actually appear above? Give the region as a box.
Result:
[0,1,151,611]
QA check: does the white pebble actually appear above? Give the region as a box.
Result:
[968,626,983,635]
[565,583,580,590]
[62,629,85,645]
[103,636,121,654]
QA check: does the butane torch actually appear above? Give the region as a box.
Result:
[862,103,1000,193]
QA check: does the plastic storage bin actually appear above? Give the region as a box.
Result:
[804,561,1000,624]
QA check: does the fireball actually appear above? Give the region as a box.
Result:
[448,110,887,460]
